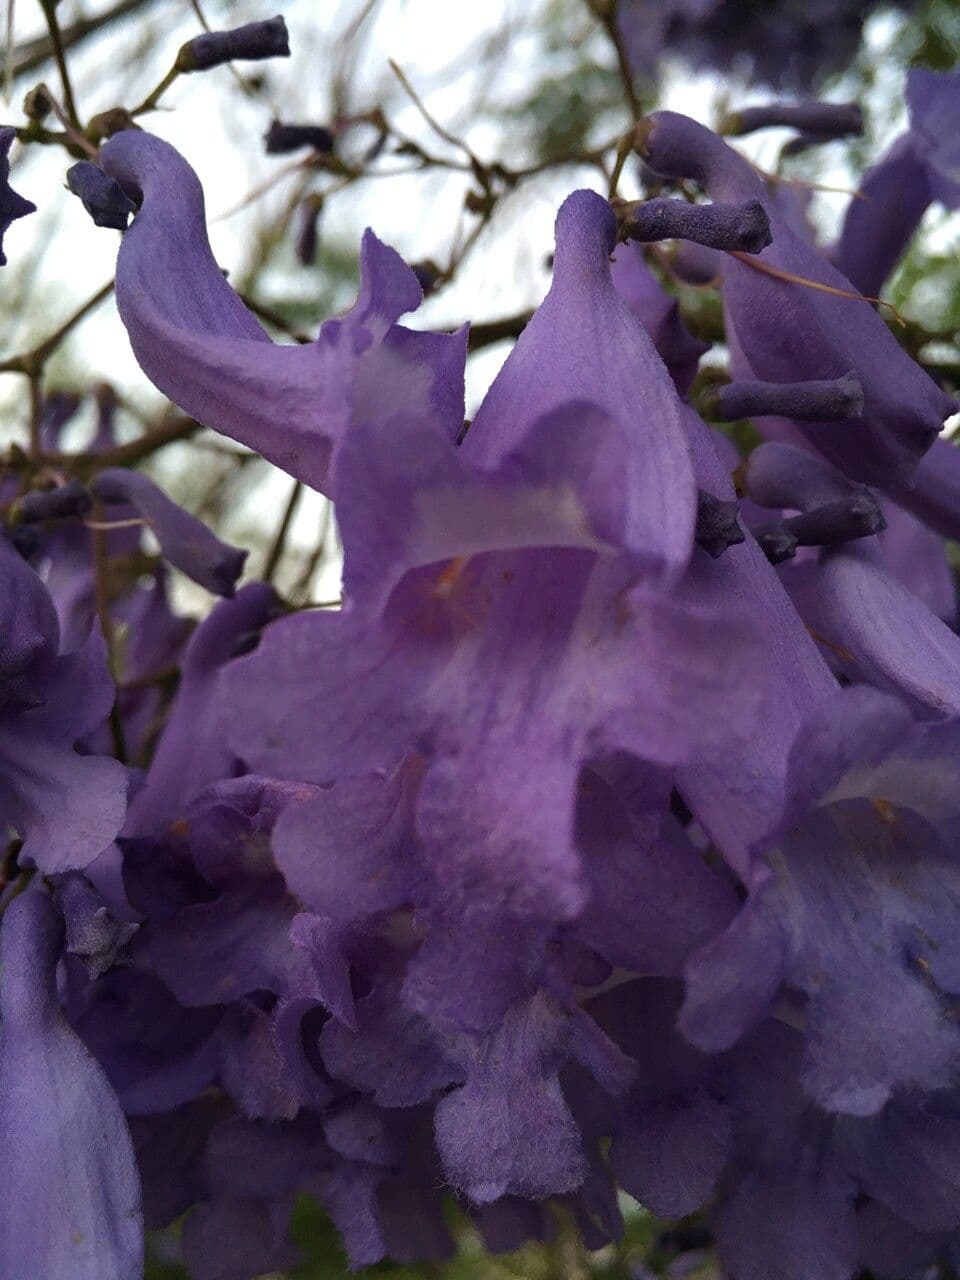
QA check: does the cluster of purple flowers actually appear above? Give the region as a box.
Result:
[5,25,960,1279]
[616,0,920,89]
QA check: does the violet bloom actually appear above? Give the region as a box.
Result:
[0,536,126,873]
[838,68,960,298]
[744,443,960,717]
[0,127,36,265]
[100,131,467,496]
[0,891,143,1278]
[616,0,917,90]
[640,110,955,487]
[682,687,960,1116]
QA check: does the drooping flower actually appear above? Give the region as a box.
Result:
[838,67,960,298]
[0,890,143,1279]
[681,687,960,1118]
[616,0,918,90]
[99,131,467,496]
[639,110,956,487]
[0,535,126,873]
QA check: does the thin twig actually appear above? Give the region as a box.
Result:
[38,0,80,127]
[263,479,304,583]
[12,0,153,81]
[0,280,114,375]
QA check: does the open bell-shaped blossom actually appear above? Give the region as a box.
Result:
[125,583,280,835]
[0,891,143,1278]
[681,688,960,1116]
[838,68,960,298]
[0,536,126,872]
[667,414,839,876]
[746,443,960,716]
[91,468,246,597]
[99,130,467,494]
[640,110,956,487]
[463,189,698,584]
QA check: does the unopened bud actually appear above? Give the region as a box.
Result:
[16,479,91,524]
[21,86,51,122]
[714,372,863,424]
[265,121,335,155]
[720,101,863,139]
[176,16,290,72]
[624,197,772,255]
[66,161,137,230]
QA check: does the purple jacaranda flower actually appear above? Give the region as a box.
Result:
[463,189,698,580]
[681,686,960,1117]
[0,535,126,872]
[220,397,761,1036]
[0,891,143,1278]
[617,0,918,90]
[838,68,960,298]
[99,131,467,496]
[745,443,960,716]
[125,584,280,834]
[91,468,246,597]
[608,241,708,394]
[0,126,36,266]
[640,110,956,487]
[878,498,956,624]
[667,414,839,875]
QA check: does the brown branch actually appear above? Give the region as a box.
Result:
[465,311,531,351]
[12,0,155,80]
[0,281,114,375]
[263,479,304,583]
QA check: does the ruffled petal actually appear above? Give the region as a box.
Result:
[101,131,466,494]
[463,189,696,584]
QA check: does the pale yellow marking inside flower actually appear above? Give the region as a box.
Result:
[433,555,469,598]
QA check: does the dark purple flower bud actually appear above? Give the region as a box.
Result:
[784,490,886,545]
[264,120,334,155]
[754,523,799,564]
[56,873,138,979]
[91,468,246,596]
[710,372,863,422]
[294,193,323,266]
[695,489,745,558]
[37,390,81,452]
[624,197,771,254]
[720,101,863,138]
[16,478,91,523]
[66,161,136,230]
[176,16,290,72]
[0,127,36,267]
